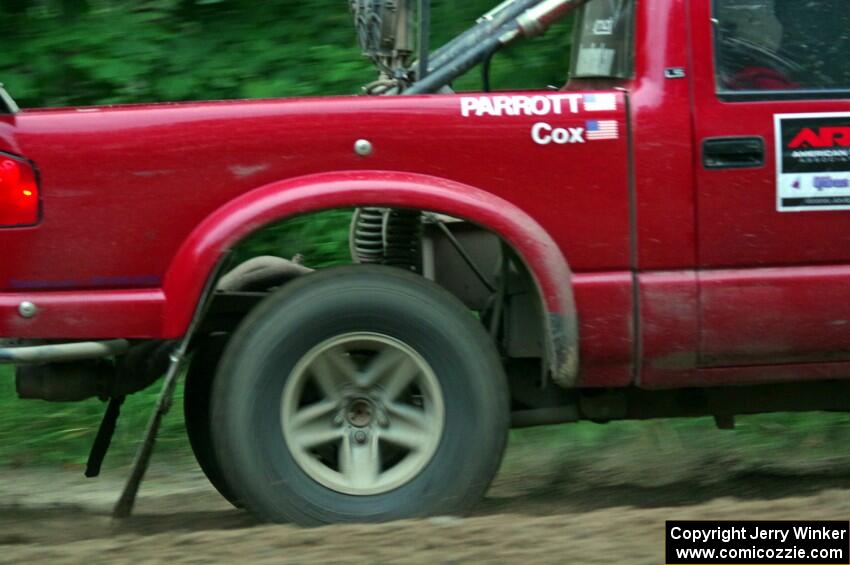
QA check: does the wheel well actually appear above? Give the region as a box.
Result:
[161,172,578,385]
[196,207,551,391]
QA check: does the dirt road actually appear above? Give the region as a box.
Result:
[3,430,850,564]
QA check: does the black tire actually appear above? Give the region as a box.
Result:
[184,334,242,508]
[210,265,510,525]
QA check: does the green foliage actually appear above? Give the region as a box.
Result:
[0,0,573,109]
[1,0,368,106]
[231,209,353,268]
[0,366,192,467]
[0,0,575,271]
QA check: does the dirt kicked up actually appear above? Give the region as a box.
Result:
[3,436,850,565]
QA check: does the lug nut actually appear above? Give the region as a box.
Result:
[354,430,368,444]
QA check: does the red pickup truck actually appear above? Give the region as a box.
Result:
[2,0,850,525]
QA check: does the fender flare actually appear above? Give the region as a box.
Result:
[162,170,579,386]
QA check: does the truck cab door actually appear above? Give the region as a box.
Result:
[691,0,850,378]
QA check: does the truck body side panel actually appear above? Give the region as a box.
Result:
[0,94,633,385]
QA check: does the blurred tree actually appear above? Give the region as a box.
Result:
[58,0,89,20]
[0,0,572,266]
[0,0,572,108]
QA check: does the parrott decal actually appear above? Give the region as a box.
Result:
[775,112,850,212]
[460,93,620,145]
[460,92,616,118]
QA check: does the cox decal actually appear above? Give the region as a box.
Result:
[531,123,585,145]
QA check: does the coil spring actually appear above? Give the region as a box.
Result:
[352,207,386,265]
[351,207,422,272]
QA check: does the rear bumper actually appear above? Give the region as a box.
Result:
[0,289,166,339]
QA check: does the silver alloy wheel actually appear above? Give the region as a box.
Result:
[281,332,445,496]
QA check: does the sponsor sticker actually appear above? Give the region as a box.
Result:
[775,112,850,212]
[459,93,616,118]
[585,119,619,140]
[459,93,619,145]
[583,93,617,112]
[592,18,614,35]
[460,94,583,118]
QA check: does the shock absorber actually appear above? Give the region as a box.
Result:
[350,207,422,272]
[383,209,422,271]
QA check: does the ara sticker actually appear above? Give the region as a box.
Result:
[775,112,850,212]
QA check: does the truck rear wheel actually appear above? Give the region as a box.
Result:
[210,265,509,525]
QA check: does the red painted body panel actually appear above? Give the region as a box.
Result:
[161,172,578,338]
[699,266,850,368]
[639,271,699,386]
[572,272,633,387]
[0,94,628,349]
[630,0,697,271]
[0,289,164,339]
[691,1,850,269]
[655,362,850,389]
[3,93,627,292]
[684,1,850,385]
[4,0,850,391]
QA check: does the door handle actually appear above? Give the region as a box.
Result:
[702,137,765,169]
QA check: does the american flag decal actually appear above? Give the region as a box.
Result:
[583,93,617,112]
[585,120,619,140]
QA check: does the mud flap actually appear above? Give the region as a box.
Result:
[112,260,225,519]
[112,350,184,518]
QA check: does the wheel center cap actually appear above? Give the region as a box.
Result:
[347,399,374,427]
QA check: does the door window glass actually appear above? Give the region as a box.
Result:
[714,0,850,96]
[570,0,635,79]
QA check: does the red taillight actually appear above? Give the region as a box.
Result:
[0,155,39,227]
